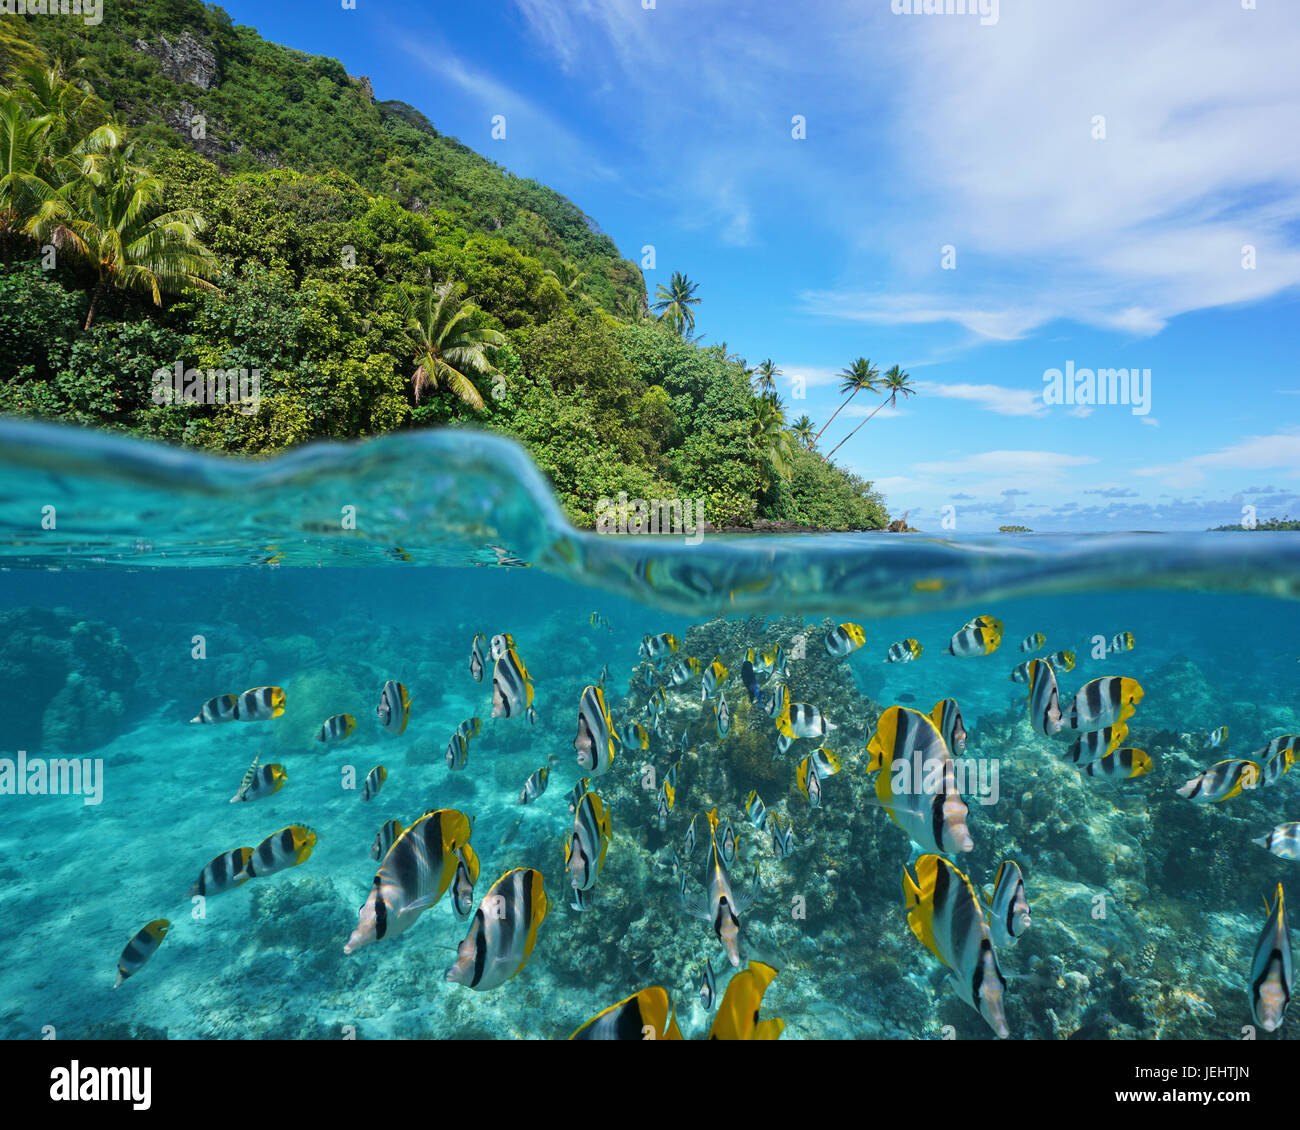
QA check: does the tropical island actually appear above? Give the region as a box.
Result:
[0,2,911,532]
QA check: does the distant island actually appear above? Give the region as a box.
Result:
[1209,517,1299,531]
[999,525,1033,532]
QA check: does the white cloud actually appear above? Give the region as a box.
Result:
[912,450,1099,476]
[1136,431,1300,484]
[914,381,1046,417]
[810,0,1300,338]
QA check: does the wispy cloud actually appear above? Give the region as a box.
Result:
[809,0,1300,339]
[912,450,1098,477]
[395,39,619,183]
[1136,431,1300,485]
[914,381,1046,417]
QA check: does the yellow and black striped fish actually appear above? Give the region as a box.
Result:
[190,693,238,724]
[370,819,403,862]
[1026,658,1063,736]
[1250,883,1292,1033]
[886,638,923,664]
[1084,747,1152,780]
[866,706,973,855]
[639,633,680,663]
[446,732,469,771]
[235,686,285,722]
[570,985,683,1040]
[344,808,470,953]
[983,860,1031,947]
[945,617,1003,658]
[239,825,317,880]
[230,755,287,803]
[114,919,170,988]
[566,791,612,892]
[574,684,617,775]
[1254,824,1300,862]
[1068,677,1144,732]
[1178,758,1258,802]
[470,633,487,682]
[1108,631,1136,654]
[315,713,356,743]
[450,843,480,920]
[930,698,967,755]
[1063,722,1128,767]
[188,848,253,897]
[361,765,387,802]
[903,855,1009,1038]
[445,867,548,992]
[491,647,534,720]
[708,961,784,1040]
[518,766,549,805]
[376,680,411,735]
[825,623,865,659]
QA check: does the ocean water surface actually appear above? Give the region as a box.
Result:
[2,421,1299,1040]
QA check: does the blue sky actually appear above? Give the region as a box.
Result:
[219,0,1300,531]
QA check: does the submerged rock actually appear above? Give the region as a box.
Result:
[0,607,138,751]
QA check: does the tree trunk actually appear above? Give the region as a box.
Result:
[83,281,104,331]
[824,395,892,461]
[812,387,859,443]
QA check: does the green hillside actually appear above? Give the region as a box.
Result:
[0,4,889,530]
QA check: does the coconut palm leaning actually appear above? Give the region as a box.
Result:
[27,139,218,329]
[825,364,915,460]
[651,270,701,336]
[812,357,879,444]
[396,279,505,412]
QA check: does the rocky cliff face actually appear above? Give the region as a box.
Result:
[133,31,220,90]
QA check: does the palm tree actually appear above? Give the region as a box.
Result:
[752,359,781,399]
[0,90,53,266]
[825,364,915,460]
[28,141,218,328]
[547,258,587,296]
[791,414,816,449]
[651,270,701,336]
[812,357,879,444]
[746,394,795,485]
[396,279,505,412]
[617,292,648,322]
[13,61,104,161]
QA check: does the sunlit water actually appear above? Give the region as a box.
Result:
[1,421,1299,1040]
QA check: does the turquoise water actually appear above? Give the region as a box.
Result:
[2,421,1300,1040]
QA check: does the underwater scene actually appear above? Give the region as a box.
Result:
[2,422,1300,1043]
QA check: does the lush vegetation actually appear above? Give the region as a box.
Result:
[1209,517,1299,531]
[998,525,1033,532]
[0,5,891,531]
